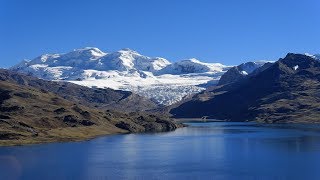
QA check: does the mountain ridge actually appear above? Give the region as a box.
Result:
[218,61,271,85]
[11,48,319,106]
[170,53,320,123]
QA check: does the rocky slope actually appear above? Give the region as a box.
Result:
[0,69,182,146]
[170,53,320,123]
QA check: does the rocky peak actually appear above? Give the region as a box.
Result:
[279,53,320,70]
[218,61,267,85]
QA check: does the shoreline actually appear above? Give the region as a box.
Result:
[0,122,184,147]
[3,120,319,147]
[0,129,127,147]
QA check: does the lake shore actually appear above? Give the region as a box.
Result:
[0,120,184,147]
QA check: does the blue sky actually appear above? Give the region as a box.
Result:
[0,0,319,67]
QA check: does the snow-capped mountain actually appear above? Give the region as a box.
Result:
[12,48,170,77]
[11,47,231,105]
[237,61,270,75]
[218,61,272,85]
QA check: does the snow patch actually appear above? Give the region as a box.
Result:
[305,53,317,59]
[241,71,248,75]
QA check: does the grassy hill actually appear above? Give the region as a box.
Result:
[0,70,181,146]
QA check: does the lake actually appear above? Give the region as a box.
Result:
[1,122,320,180]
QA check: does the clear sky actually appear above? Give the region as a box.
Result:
[0,0,319,68]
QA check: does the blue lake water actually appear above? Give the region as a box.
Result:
[1,122,320,180]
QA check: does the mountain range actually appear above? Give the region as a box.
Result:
[11,47,232,105]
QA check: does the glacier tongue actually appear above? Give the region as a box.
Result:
[68,71,221,105]
[11,47,230,105]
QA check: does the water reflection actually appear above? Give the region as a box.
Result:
[1,122,320,179]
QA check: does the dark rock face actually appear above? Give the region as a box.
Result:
[63,115,78,123]
[115,121,143,132]
[54,107,67,114]
[0,106,24,112]
[18,122,33,128]
[0,115,10,119]
[72,106,91,118]
[171,53,320,123]
[80,120,95,126]
[63,115,94,126]
[218,67,246,85]
[218,62,266,85]
[0,89,11,105]
[0,133,23,140]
